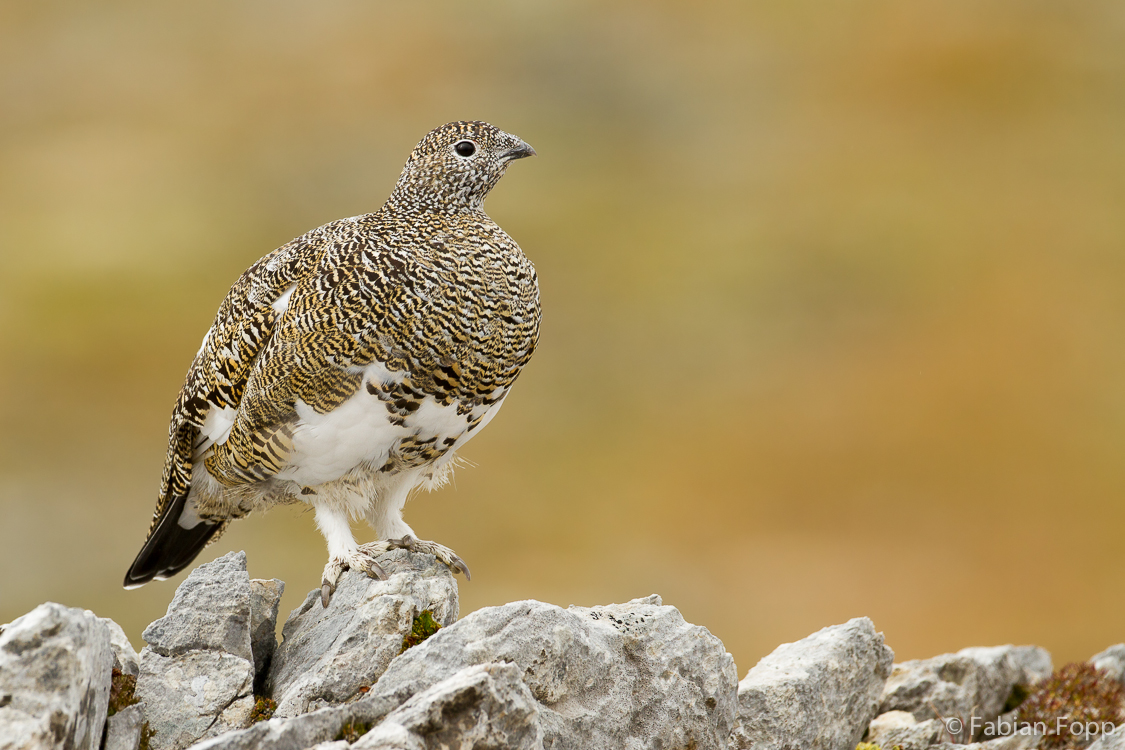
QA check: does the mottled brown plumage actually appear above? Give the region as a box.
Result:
[125,121,539,602]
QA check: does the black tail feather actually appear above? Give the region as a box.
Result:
[123,493,221,588]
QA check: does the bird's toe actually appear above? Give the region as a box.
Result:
[451,556,471,581]
[387,535,417,552]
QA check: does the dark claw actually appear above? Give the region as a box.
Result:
[321,582,334,608]
[367,559,388,580]
[458,560,472,581]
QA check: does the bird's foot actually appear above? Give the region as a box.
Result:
[387,534,471,580]
[320,546,390,607]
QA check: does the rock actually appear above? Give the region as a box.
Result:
[136,551,257,750]
[187,595,737,750]
[364,595,735,749]
[99,616,141,678]
[104,703,146,750]
[266,550,458,718]
[248,578,284,689]
[931,734,1042,750]
[0,602,115,750]
[352,663,542,749]
[879,645,1052,742]
[1091,644,1125,684]
[866,710,944,750]
[142,551,254,662]
[1088,727,1125,749]
[730,617,894,750]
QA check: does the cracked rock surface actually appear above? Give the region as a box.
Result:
[197,593,738,750]
[248,578,285,691]
[363,594,738,749]
[0,602,115,750]
[266,550,457,718]
[136,551,258,750]
[104,703,146,750]
[878,644,1053,742]
[352,662,542,750]
[11,547,1099,750]
[729,616,894,750]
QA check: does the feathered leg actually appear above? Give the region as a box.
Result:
[315,503,388,607]
[364,472,471,581]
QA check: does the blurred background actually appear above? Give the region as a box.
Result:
[3,0,1125,673]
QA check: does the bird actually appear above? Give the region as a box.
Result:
[124,121,540,606]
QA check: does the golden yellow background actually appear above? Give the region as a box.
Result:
[2,1,1124,672]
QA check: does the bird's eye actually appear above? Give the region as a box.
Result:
[454,140,477,158]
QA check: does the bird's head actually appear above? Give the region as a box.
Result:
[388,121,536,215]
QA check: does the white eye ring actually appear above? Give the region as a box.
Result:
[453,140,477,158]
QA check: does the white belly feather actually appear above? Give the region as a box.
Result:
[276,361,502,487]
[181,360,506,530]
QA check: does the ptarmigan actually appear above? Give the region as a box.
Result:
[124,121,539,606]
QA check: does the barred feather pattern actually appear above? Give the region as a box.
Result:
[144,121,540,544]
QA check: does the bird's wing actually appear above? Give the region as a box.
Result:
[125,221,350,585]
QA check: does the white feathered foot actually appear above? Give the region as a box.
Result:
[319,536,471,607]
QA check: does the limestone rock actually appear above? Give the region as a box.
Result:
[137,551,256,750]
[187,595,737,750]
[879,645,1052,742]
[1091,644,1125,684]
[0,602,115,750]
[248,578,284,688]
[866,710,944,750]
[352,663,542,750]
[730,616,894,750]
[368,595,735,749]
[99,616,141,678]
[142,551,253,661]
[104,703,146,750]
[266,550,458,718]
[932,734,1042,750]
[1088,726,1125,749]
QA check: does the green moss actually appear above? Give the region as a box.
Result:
[249,695,277,723]
[335,721,372,742]
[856,743,903,750]
[1018,662,1124,750]
[107,669,139,717]
[138,722,155,750]
[400,610,441,653]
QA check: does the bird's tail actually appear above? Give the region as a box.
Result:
[123,491,223,589]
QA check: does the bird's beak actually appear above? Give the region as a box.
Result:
[502,139,537,161]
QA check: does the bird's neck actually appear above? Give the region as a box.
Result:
[382,189,485,219]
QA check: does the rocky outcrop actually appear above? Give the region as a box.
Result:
[14,547,1123,750]
[877,645,1053,742]
[0,602,115,750]
[729,616,894,750]
[198,592,738,750]
[359,594,738,749]
[266,550,457,718]
[136,551,283,750]
[351,663,542,749]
